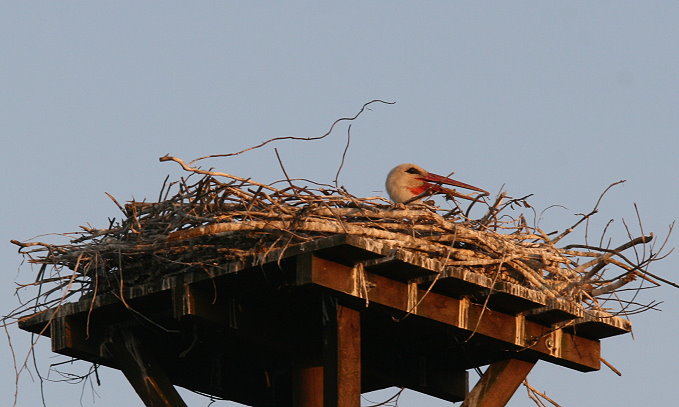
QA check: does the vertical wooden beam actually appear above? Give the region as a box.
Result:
[105,328,188,407]
[461,358,535,407]
[324,302,361,407]
[292,365,324,407]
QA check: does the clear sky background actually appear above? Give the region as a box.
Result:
[2,2,678,406]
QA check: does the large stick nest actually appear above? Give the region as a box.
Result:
[7,101,675,322]
[10,155,672,318]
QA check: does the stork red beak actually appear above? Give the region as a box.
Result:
[419,172,489,201]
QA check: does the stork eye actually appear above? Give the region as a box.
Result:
[406,167,421,175]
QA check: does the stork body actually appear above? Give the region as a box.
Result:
[385,163,488,203]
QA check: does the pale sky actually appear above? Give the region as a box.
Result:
[2,2,678,406]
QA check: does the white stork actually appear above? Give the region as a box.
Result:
[385,163,488,203]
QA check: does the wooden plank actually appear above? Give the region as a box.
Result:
[18,312,50,336]
[51,315,109,365]
[172,282,228,325]
[486,282,546,314]
[104,328,188,407]
[568,309,632,339]
[461,358,536,407]
[525,298,584,325]
[417,269,548,314]
[19,291,177,336]
[324,302,361,407]
[362,250,440,281]
[300,255,601,372]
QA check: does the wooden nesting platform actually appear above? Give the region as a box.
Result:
[19,235,631,407]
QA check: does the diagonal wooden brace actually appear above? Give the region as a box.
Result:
[461,358,536,407]
[104,328,187,407]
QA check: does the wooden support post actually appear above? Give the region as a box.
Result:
[291,301,361,407]
[461,358,536,407]
[324,301,361,407]
[105,328,187,407]
[292,365,324,407]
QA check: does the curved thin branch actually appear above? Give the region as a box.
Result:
[188,99,395,164]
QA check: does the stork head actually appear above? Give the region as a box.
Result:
[385,163,488,203]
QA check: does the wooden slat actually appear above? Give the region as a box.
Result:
[172,282,226,325]
[362,249,441,281]
[525,298,584,325]
[568,310,632,339]
[416,268,548,314]
[461,358,535,407]
[51,315,109,365]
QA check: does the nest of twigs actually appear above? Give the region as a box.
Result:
[9,154,672,319]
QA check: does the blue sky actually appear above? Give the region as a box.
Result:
[2,2,678,406]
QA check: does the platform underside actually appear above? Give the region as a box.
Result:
[20,235,630,406]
